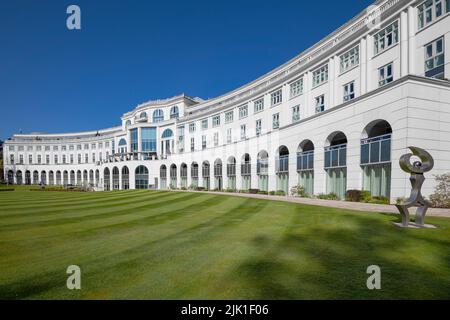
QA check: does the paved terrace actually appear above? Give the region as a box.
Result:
[177,190,450,218]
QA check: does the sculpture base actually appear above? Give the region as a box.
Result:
[393,222,437,229]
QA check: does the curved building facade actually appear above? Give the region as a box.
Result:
[3,0,450,202]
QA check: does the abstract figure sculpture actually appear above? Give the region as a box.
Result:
[395,146,434,227]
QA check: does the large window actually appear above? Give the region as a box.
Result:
[312,64,329,87]
[190,137,195,151]
[135,166,149,189]
[315,95,325,113]
[292,105,300,122]
[214,132,219,146]
[202,119,208,130]
[225,111,234,123]
[271,89,282,106]
[141,127,157,152]
[212,115,220,127]
[324,144,347,168]
[152,109,164,123]
[272,113,280,129]
[240,125,246,140]
[290,78,303,98]
[170,106,179,119]
[256,119,262,136]
[239,105,248,119]
[340,46,359,73]
[227,128,232,144]
[373,21,399,55]
[361,134,391,165]
[343,82,355,102]
[189,122,196,133]
[418,0,450,29]
[130,128,138,153]
[202,135,207,149]
[254,98,264,113]
[425,37,445,79]
[378,63,394,87]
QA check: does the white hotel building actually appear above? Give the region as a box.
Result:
[3,0,450,202]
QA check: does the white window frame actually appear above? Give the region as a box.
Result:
[292,105,300,122]
[225,111,234,123]
[270,89,282,106]
[373,21,399,55]
[343,81,355,102]
[189,123,196,133]
[339,45,360,74]
[272,113,280,129]
[239,105,248,119]
[254,98,264,113]
[240,124,246,140]
[256,119,262,136]
[289,78,303,98]
[424,36,445,78]
[418,0,450,29]
[212,115,220,127]
[312,64,329,87]
[227,128,232,144]
[315,95,325,113]
[201,119,208,130]
[214,132,219,146]
[378,63,394,87]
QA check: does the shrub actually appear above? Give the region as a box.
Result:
[368,196,390,205]
[269,191,276,195]
[317,193,339,200]
[345,190,372,202]
[290,185,308,197]
[239,189,249,194]
[249,189,259,194]
[180,187,187,190]
[225,188,236,193]
[274,190,286,196]
[257,190,268,195]
[430,173,450,208]
[195,187,205,191]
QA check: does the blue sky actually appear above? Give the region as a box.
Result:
[0,0,374,140]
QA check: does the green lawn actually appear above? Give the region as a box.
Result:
[0,189,449,300]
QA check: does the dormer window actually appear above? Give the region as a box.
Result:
[170,106,179,119]
[153,109,164,123]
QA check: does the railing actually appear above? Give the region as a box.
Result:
[297,150,314,171]
[241,163,251,176]
[227,164,236,176]
[257,159,268,175]
[324,143,347,169]
[361,134,391,165]
[275,156,289,173]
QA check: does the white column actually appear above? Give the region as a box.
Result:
[400,10,409,77]
[407,5,416,76]
[360,37,367,95]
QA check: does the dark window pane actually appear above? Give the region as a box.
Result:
[361,144,369,164]
[339,147,347,166]
[380,139,391,162]
[325,151,331,168]
[370,142,380,163]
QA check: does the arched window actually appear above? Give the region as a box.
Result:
[170,106,179,119]
[112,167,120,190]
[16,170,23,185]
[162,129,173,138]
[153,109,164,123]
[41,171,47,185]
[140,112,147,119]
[118,138,127,154]
[297,140,315,196]
[135,165,149,189]
[104,168,111,191]
[324,131,348,199]
[125,120,132,128]
[122,166,129,190]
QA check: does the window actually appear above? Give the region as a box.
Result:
[312,64,329,87]
[130,128,138,153]
[290,78,303,98]
[190,138,195,151]
[19,155,24,164]
[54,155,58,164]
[62,155,66,164]
[202,135,207,149]
[153,109,164,123]
[91,143,96,149]
[61,146,66,151]
[84,144,89,150]
[225,111,234,123]
[425,37,445,79]
[38,155,42,164]
[9,145,14,151]
[418,0,450,29]
[53,146,58,151]
[212,115,220,127]
[202,119,208,130]
[373,21,399,55]
[70,154,73,164]
[29,155,33,164]
[214,132,219,146]
[69,145,74,151]
[378,63,394,87]
[315,95,325,113]
[189,123,196,133]
[78,154,81,164]
[142,127,157,152]
[93,153,96,163]
[292,105,300,122]
[271,89,282,106]
[256,119,262,136]
[76,145,81,150]
[85,154,89,163]
[170,106,179,119]
[227,128,232,144]
[46,155,50,164]
[340,46,359,73]
[254,98,264,113]
[239,105,248,119]
[343,82,355,101]
[272,113,280,129]
[240,125,246,140]
[98,142,103,148]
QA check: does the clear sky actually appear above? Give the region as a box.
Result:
[0,0,374,140]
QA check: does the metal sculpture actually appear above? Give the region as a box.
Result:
[395,146,434,227]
